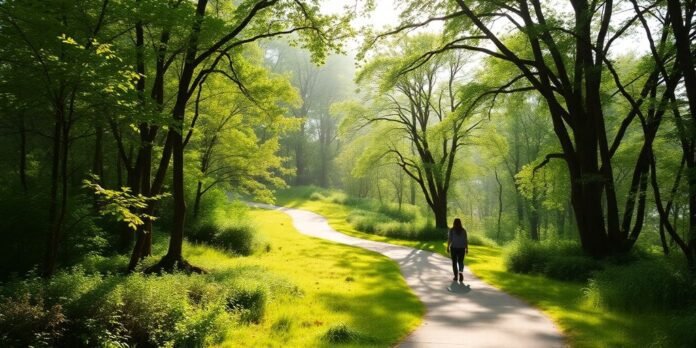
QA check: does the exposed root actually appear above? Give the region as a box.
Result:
[143,254,206,275]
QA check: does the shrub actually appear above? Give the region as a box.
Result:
[271,316,293,334]
[0,266,282,347]
[584,258,696,312]
[323,323,361,343]
[226,285,267,323]
[661,312,696,347]
[309,192,325,201]
[346,209,443,241]
[543,255,601,281]
[504,239,601,281]
[189,221,219,244]
[0,294,66,347]
[214,221,263,256]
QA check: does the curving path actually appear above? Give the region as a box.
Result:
[251,203,565,347]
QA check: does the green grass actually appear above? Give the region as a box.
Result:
[201,208,423,347]
[275,186,692,347]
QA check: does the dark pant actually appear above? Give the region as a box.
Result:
[451,247,465,276]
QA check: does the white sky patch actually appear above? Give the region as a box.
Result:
[319,0,650,68]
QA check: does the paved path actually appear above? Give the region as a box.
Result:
[252,203,565,347]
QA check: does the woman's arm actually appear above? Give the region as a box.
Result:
[464,230,469,254]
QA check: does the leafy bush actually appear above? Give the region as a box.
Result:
[186,200,268,256]
[214,221,265,256]
[0,294,66,347]
[188,221,219,244]
[346,208,443,241]
[504,239,601,281]
[660,312,696,347]
[323,323,362,343]
[226,285,267,323]
[0,265,284,347]
[584,257,696,312]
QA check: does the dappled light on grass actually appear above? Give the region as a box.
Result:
[277,187,696,347]
[198,209,422,347]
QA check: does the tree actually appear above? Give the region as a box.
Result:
[146,0,350,272]
[268,41,355,187]
[350,35,482,229]
[369,0,681,257]
[186,55,298,218]
[0,0,138,276]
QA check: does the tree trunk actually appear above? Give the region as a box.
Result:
[193,180,203,219]
[44,112,64,277]
[569,172,611,257]
[18,114,28,193]
[688,158,696,263]
[433,193,448,229]
[92,124,104,181]
[529,205,540,241]
[146,0,208,274]
[295,122,306,185]
[495,169,503,242]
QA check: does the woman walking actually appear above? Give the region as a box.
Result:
[447,218,468,283]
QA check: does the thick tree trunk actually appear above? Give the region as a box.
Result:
[569,173,611,257]
[433,193,448,229]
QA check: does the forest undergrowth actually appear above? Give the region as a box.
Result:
[0,196,422,347]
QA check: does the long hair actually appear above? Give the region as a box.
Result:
[452,218,465,235]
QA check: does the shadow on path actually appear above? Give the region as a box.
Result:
[250,203,565,347]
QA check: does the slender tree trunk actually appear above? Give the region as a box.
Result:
[659,222,670,255]
[44,111,64,277]
[193,180,203,219]
[146,0,208,274]
[529,205,540,241]
[295,122,306,185]
[93,124,104,180]
[495,169,503,242]
[18,114,28,193]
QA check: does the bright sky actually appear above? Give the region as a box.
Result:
[321,0,400,30]
[320,0,649,61]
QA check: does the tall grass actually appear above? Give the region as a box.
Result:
[504,238,602,281]
[303,188,443,241]
[584,257,696,312]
